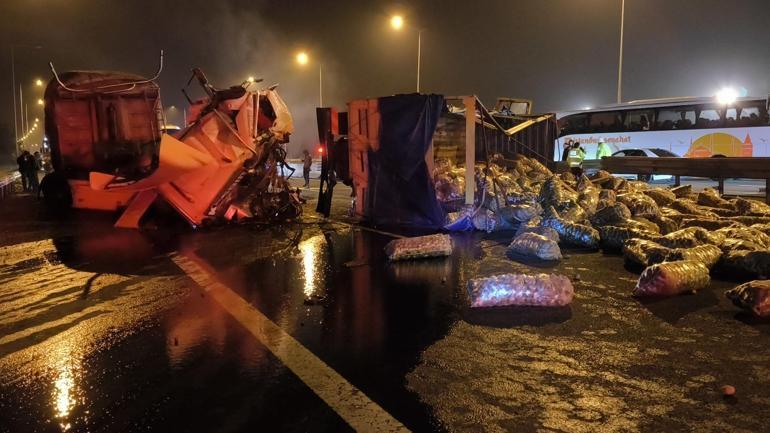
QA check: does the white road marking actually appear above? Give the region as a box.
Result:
[171,253,410,433]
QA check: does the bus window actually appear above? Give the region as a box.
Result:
[725,107,738,127]
[656,107,695,130]
[696,106,721,129]
[559,113,589,136]
[737,101,769,126]
[588,111,622,132]
[625,109,654,131]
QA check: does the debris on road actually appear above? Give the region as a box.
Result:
[507,232,562,261]
[427,153,770,305]
[633,260,710,296]
[385,234,453,261]
[726,280,770,317]
[468,273,574,307]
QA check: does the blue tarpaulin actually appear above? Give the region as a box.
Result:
[366,94,447,228]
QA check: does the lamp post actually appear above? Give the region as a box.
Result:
[296,51,323,107]
[616,0,625,104]
[9,44,42,152]
[390,15,423,93]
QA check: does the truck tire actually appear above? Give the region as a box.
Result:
[40,172,73,211]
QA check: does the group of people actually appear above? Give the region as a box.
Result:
[561,138,612,176]
[16,150,43,193]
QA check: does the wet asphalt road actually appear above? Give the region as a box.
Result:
[1,179,770,433]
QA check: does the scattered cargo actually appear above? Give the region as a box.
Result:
[424,152,770,311]
[507,232,562,261]
[726,280,770,317]
[467,273,574,308]
[384,234,453,261]
[633,260,710,297]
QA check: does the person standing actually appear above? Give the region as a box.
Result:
[16,150,29,191]
[26,152,40,193]
[561,139,572,162]
[596,139,612,159]
[567,142,586,177]
[302,149,313,188]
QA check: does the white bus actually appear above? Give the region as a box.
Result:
[555,95,770,161]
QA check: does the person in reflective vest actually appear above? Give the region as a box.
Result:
[596,139,612,159]
[567,142,586,176]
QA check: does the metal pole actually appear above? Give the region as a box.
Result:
[463,95,475,205]
[25,103,29,138]
[19,85,24,142]
[616,0,625,104]
[318,64,322,107]
[416,30,422,93]
[10,46,18,149]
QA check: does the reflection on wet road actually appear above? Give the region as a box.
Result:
[1,189,770,432]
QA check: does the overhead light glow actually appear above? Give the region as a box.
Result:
[295,52,309,66]
[390,15,404,30]
[247,76,255,83]
[37,99,44,105]
[715,87,739,105]
[35,79,43,86]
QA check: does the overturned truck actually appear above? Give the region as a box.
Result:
[42,53,301,228]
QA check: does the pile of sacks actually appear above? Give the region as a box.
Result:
[434,155,770,316]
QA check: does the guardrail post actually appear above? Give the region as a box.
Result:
[766,179,770,204]
[718,178,725,195]
[674,175,680,187]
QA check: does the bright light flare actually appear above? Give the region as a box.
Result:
[37,98,44,105]
[390,15,404,30]
[35,78,43,86]
[295,51,309,66]
[715,87,739,105]
[317,146,324,154]
[247,76,256,83]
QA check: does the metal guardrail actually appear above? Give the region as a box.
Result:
[600,156,770,202]
[0,173,20,199]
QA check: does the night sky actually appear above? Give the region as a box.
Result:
[2,0,769,156]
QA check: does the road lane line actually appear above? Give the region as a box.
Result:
[171,253,410,433]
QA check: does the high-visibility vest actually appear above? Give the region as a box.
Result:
[596,143,612,159]
[567,149,583,167]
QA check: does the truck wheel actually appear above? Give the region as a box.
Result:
[40,172,73,211]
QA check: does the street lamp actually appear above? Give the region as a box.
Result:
[616,0,625,104]
[390,15,404,30]
[389,15,423,93]
[295,51,323,107]
[35,78,43,86]
[10,43,42,151]
[37,98,43,106]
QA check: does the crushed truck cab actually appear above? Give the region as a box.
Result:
[43,57,301,228]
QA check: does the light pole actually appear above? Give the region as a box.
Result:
[296,51,323,107]
[9,44,42,152]
[616,0,625,104]
[390,15,423,93]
